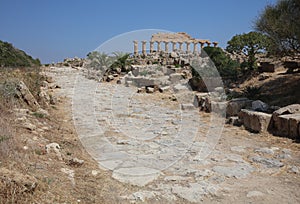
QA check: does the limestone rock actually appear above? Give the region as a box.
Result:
[252,100,269,112]
[16,81,40,110]
[46,143,62,160]
[146,87,154,93]
[158,86,170,93]
[226,98,252,117]
[181,103,195,110]
[68,157,84,166]
[269,104,300,139]
[250,156,284,168]
[239,109,271,133]
[212,163,255,179]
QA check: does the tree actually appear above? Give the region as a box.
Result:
[203,47,240,80]
[226,31,269,70]
[255,0,300,55]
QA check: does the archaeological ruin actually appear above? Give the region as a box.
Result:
[133,32,218,55]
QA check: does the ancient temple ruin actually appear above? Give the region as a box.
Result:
[133,32,218,55]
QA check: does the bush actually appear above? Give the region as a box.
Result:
[203,47,240,80]
[0,40,41,68]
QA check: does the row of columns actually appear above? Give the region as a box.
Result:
[133,40,219,55]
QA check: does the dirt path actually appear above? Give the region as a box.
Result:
[48,66,300,203]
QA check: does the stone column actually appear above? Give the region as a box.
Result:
[172,41,177,51]
[200,41,205,49]
[206,41,211,47]
[164,41,169,53]
[186,42,191,53]
[193,42,198,53]
[142,40,147,55]
[133,40,138,56]
[157,41,161,52]
[150,41,154,53]
[213,42,219,47]
[178,42,183,51]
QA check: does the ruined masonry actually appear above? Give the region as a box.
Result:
[133,32,218,55]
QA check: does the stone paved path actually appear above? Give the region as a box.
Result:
[49,67,300,203]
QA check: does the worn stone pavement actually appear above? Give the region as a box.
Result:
[48,66,300,203]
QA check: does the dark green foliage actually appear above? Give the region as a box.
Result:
[226,32,269,70]
[110,52,132,72]
[255,0,300,55]
[244,86,261,99]
[0,40,41,67]
[203,47,240,79]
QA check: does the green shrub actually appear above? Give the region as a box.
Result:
[0,40,41,67]
[202,47,240,79]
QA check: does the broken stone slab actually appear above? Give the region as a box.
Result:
[226,98,252,117]
[212,163,255,179]
[239,109,271,133]
[181,103,196,110]
[269,104,300,139]
[250,156,284,168]
[273,104,300,116]
[125,76,155,87]
[211,101,227,115]
[254,147,274,155]
[158,86,170,93]
[272,114,300,140]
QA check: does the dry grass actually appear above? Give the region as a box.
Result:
[0,68,41,204]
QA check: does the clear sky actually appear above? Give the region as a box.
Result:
[0,0,277,64]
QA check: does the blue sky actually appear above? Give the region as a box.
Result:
[0,0,277,63]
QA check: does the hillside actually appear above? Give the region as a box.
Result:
[0,40,41,67]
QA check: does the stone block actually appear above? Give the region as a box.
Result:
[239,109,272,133]
[226,98,252,117]
[269,104,300,139]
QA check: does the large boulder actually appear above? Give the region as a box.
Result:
[239,109,272,133]
[269,104,300,140]
[226,98,252,117]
